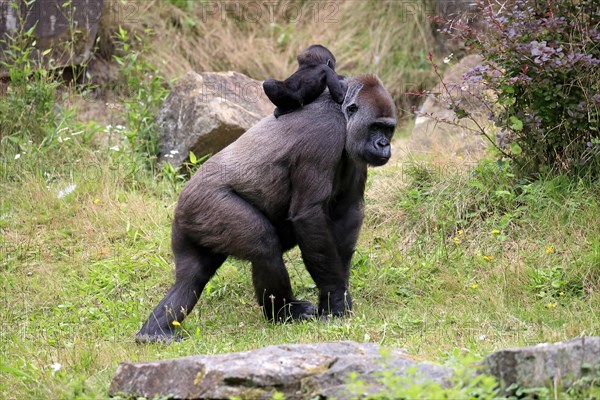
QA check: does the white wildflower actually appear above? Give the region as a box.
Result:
[443,53,454,64]
[14,154,21,160]
[109,146,120,152]
[50,362,62,376]
[57,184,76,199]
[169,150,179,155]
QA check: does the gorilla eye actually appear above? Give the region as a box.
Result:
[347,104,358,114]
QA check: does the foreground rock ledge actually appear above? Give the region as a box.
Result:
[109,341,452,399]
[484,336,600,395]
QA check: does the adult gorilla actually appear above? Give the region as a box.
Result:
[137,75,397,343]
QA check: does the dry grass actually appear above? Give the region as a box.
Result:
[107,0,438,118]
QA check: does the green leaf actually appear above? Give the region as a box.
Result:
[501,84,516,94]
[509,116,523,131]
[510,142,523,155]
[189,151,197,165]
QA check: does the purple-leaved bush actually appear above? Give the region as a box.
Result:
[440,0,600,176]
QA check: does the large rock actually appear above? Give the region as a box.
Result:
[157,71,274,168]
[109,341,452,399]
[409,54,496,160]
[484,337,600,395]
[0,0,103,75]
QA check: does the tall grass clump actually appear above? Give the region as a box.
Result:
[110,27,168,171]
[0,24,61,146]
[441,0,600,176]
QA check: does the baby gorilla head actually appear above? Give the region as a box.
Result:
[297,44,336,70]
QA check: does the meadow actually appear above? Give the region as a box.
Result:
[1,1,599,398]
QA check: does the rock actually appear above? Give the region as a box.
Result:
[484,337,600,395]
[0,0,104,75]
[409,54,496,160]
[157,71,274,168]
[109,341,453,399]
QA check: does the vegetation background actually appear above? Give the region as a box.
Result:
[0,0,598,398]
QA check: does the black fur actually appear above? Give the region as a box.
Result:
[263,44,347,118]
[137,75,396,343]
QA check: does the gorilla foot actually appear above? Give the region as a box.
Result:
[318,289,352,318]
[264,300,316,322]
[135,330,183,344]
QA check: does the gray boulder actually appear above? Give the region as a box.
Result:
[109,341,453,399]
[0,0,103,75]
[484,336,600,395]
[157,71,274,168]
[409,54,496,160]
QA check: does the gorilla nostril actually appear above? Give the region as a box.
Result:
[375,138,389,149]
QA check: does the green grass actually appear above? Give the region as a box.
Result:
[1,135,599,398]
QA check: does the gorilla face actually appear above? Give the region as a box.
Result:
[362,119,396,166]
[343,76,397,166]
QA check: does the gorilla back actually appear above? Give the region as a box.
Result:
[137,75,396,343]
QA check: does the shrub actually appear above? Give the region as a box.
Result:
[442,0,600,176]
[0,25,61,146]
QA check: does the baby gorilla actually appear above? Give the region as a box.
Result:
[263,44,346,118]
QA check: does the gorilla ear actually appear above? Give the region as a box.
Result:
[341,79,363,120]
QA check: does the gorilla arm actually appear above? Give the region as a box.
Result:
[288,156,352,316]
[330,164,367,287]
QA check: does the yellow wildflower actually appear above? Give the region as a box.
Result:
[559,291,565,296]
[93,198,100,204]
[546,245,555,254]
[172,320,181,326]
[453,237,461,244]
[470,283,479,289]
[545,302,557,309]
[458,230,464,236]
[483,255,494,262]
[491,229,501,235]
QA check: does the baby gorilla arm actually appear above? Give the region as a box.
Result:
[324,66,346,104]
